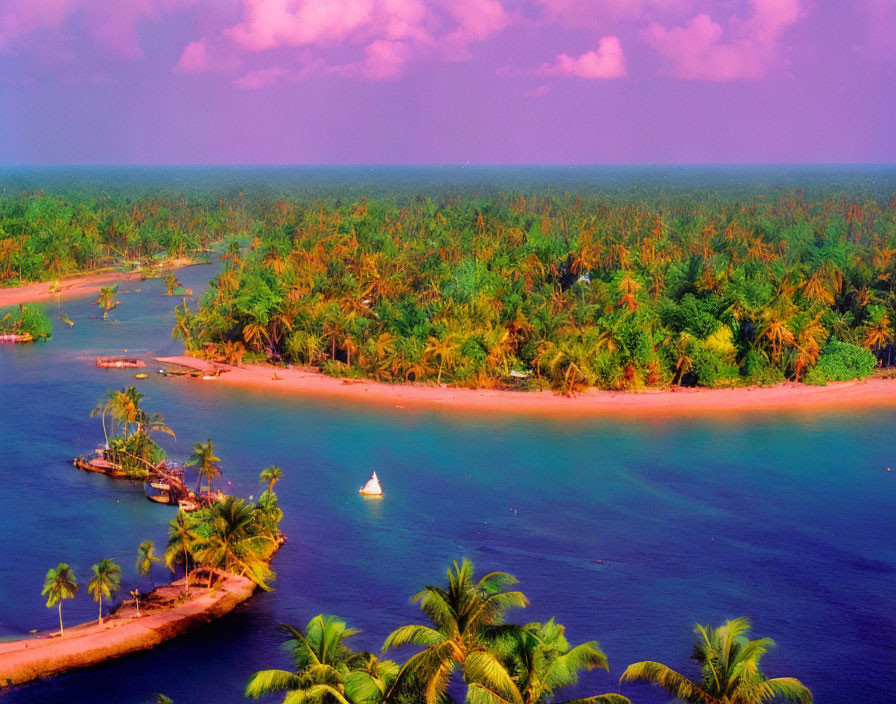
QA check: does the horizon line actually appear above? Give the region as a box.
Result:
[2,162,896,169]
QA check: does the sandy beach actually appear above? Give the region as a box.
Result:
[0,570,254,690]
[156,355,896,417]
[0,258,199,308]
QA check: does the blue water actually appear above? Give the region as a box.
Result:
[0,263,894,703]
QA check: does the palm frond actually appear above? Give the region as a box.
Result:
[383,624,446,650]
[245,669,301,698]
[620,661,711,703]
[463,650,522,704]
[765,677,813,704]
[556,695,633,704]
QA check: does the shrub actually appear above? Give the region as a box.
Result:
[692,347,740,388]
[810,340,876,383]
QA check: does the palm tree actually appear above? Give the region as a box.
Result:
[172,298,195,349]
[95,285,120,320]
[247,615,399,704]
[383,559,529,704]
[620,617,812,704]
[426,334,460,386]
[193,496,277,589]
[186,439,221,495]
[504,619,628,704]
[259,465,283,496]
[91,388,132,443]
[136,539,161,589]
[165,512,200,594]
[88,558,122,625]
[42,563,78,636]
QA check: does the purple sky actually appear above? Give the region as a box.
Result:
[1,0,894,164]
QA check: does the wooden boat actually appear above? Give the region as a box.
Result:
[96,357,146,369]
[359,471,383,497]
[0,333,34,343]
[73,453,131,479]
[134,373,149,379]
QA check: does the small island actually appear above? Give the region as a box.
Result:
[0,304,52,343]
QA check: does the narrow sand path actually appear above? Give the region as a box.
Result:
[0,571,254,690]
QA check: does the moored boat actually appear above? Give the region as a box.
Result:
[96,357,146,368]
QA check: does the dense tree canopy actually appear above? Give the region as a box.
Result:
[179,189,894,392]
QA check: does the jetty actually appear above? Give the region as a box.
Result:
[0,570,254,690]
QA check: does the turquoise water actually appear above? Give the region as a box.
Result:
[0,263,894,703]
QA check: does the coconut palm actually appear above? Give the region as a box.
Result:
[186,439,221,495]
[259,465,283,496]
[91,388,133,443]
[88,558,122,625]
[136,539,161,589]
[383,559,529,704]
[42,563,78,636]
[247,615,399,704]
[91,386,174,447]
[620,617,812,704]
[165,512,201,594]
[425,334,459,385]
[193,496,278,589]
[502,619,629,704]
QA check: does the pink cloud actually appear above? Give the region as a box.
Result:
[535,0,694,29]
[175,36,240,74]
[358,39,408,80]
[233,65,287,89]
[441,0,511,59]
[537,36,627,79]
[188,0,512,81]
[176,38,212,73]
[225,0,377,52]
[642,0,803,81]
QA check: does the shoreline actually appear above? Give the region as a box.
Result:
[0,258,200,307]
[155,355,896,417]
[0,570,254,690]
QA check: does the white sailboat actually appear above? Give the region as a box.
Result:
[359,471,383,497]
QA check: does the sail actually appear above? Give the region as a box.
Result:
[360,471,382,495]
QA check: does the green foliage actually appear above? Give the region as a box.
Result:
[0,304,52,338]
[812,340,876,382]
[0,190,245,284]
[742,350,786,386]
[177,186,896,393]
[90,386,174,477]
[691,347,740,388]
[8,178,896,392]
[621,617,812,704]
[166,494,282,591]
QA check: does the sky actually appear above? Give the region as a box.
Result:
[0,0,894,164]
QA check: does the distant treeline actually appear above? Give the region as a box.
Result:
[4,169,896,392]
[0,189,252,284]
